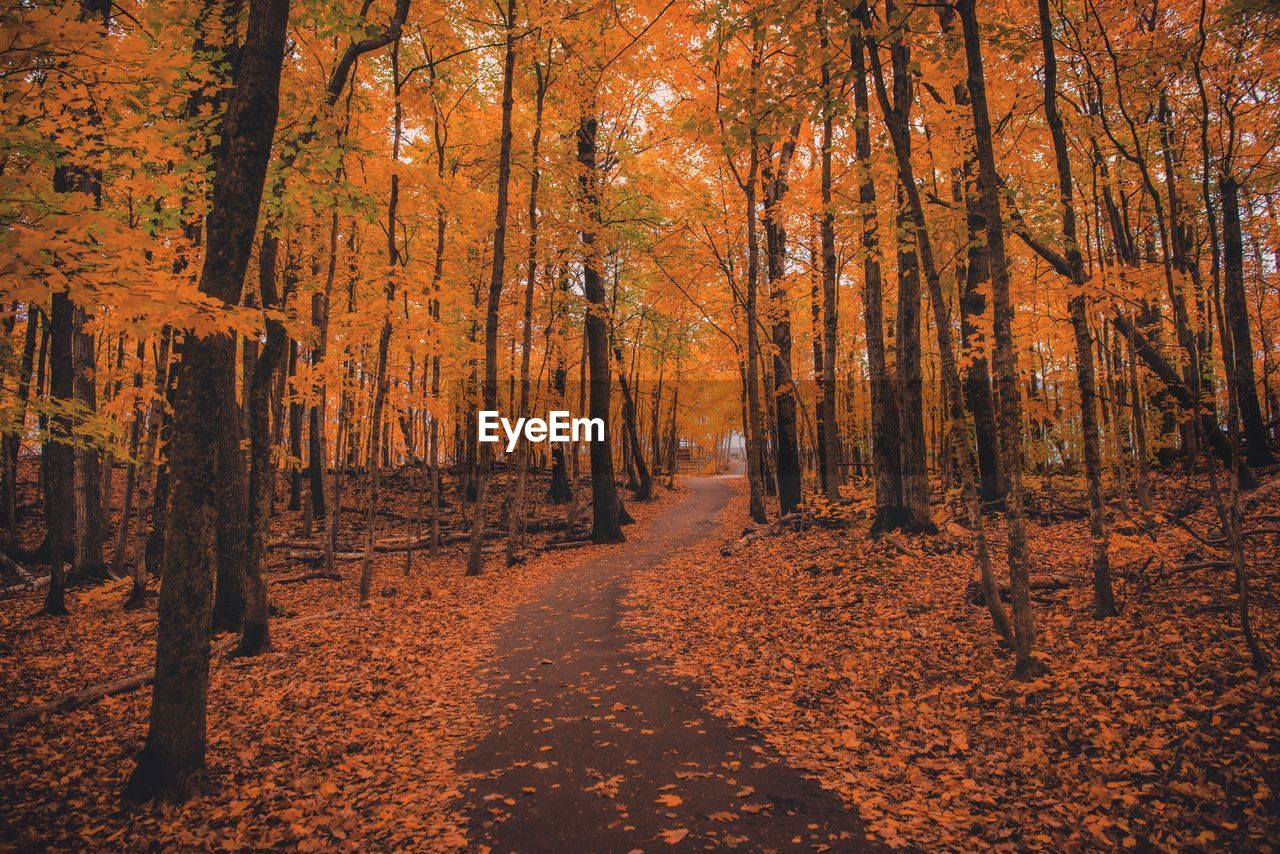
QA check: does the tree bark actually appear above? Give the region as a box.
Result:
[1220,176,1274,467]
[467,0,518,573]
[850,15,902,530]
[578,112,625,544]
[125,0,291,801]
[959,0,1042,677]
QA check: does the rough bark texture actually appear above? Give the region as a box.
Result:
[578,113,625,544]
[125,0,291,801]
[850,18,902,529]
[1037,0,1116,618]
[1220,176,1274,467]
[960,0,1041,677]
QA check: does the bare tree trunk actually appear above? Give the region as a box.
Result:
[1220,176,1275,466]
[817,0,840,502]
[850,15,902,530]
[361,37,409,597]
[762,120,803,516]
[113,339,146,581]
[125,331,170,609]
[959,0,1041,677]
[507,56,547,566]
[467,0,518,573]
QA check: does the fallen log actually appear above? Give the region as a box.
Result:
[275,570,343,585]
[720,512,805,556]
[2,609,344,727]
[3,672,155,726]
[1168,560,1233,574]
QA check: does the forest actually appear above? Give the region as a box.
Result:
[1,0,1278,849]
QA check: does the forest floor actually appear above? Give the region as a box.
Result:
[625,472,1280,850]
[2,462,1278,850]
[0,464,686,849]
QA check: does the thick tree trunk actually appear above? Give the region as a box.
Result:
[42,293,75,615]
[578,112,625,543]
[71,306,106,579]
[125,0,290,802]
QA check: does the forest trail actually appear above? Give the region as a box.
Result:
[457,476,878,852]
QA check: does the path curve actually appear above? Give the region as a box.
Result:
[457,476,881,852]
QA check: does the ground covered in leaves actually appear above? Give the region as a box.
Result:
[625,475,1280,850]
[0,468,682,849]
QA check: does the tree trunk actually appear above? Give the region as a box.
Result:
[125,0,290,801]
[507,57,547,566]
[959,0,1041,677]
[817,0,840,502]
[761,123,803,517]
[1220,176,1274,467]
[578,112,625,543]
[467,0,517,573]
[41,293,75,615]
[1036,0,1116,618]
[850,17,902,530]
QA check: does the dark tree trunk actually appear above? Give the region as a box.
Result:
[287,339,303,510]
[466,0,517,573]
[125,0,291,802]
[237,233,289,656]
[817,0,840,502]
[578,113,625,543]
[1220,176,1274,466]
[850,17,902,529]
[761,124,803,516]
[41,293,75,614]
[960,0,1041,677]
[1037,0,1116,618]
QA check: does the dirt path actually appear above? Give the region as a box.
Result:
[458,477,881,852]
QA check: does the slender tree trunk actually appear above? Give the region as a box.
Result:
[361,38,408,597]
[113,338,146,581]
[959,0,1041,676]
[467,0,517,573]
[761,123,803,516]
[125,330,170,609]
[5,306,39,548]
[1036,0,1116,618]
[507,58,547,566]
[850,16,902,530]
[817,0,840,501]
